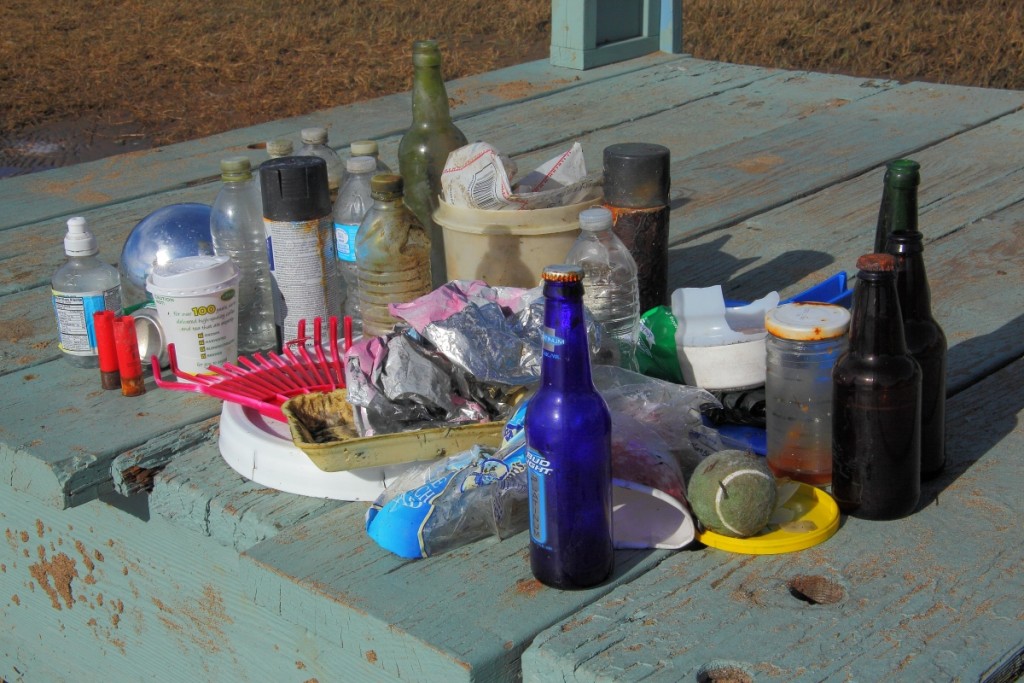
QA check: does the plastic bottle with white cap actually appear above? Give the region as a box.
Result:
[51,216,123,368]
[297,127,343,202]
[339,140,391,188]
[333,155,378,334]
[564,206,641,370]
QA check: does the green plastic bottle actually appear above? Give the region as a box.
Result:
[398,39,467,289]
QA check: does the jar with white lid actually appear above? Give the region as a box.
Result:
[765,302,851,486]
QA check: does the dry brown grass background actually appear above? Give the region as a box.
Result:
[0,0,1021,168]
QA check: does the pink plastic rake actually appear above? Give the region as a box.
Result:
[152,316,353,422]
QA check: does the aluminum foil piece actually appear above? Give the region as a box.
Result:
[345,280,605,436]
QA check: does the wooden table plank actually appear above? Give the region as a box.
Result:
[523,356,1024,682]
[241,503,669,681]
[659,81,1024,244]
[0,483,368,682]
[148,438,344,552]
[516,71,899,179]
[0,362,221,508]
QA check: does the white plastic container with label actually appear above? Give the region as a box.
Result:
[146,255,240,375]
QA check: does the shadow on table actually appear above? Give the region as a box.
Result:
[667,235,834,300]
[919,311,1024,508]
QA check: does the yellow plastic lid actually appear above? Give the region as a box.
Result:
[695,481,840,554]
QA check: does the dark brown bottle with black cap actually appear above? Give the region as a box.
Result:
[880,160,947,480]
[832,253,922,520]
[602,143,670,314]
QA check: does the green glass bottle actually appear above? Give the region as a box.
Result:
[398,39,468,290]
[881,160,947,479]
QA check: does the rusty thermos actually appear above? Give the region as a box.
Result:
[602,143,671,314]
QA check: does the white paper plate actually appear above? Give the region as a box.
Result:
[218,401,419,501]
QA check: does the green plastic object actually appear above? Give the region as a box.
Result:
[635,305,683,383]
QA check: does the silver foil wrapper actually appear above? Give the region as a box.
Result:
[344,281,603,436]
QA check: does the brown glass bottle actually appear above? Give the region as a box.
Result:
[832,253,922,520]
[882,160,946,479]
[397,40,467,290]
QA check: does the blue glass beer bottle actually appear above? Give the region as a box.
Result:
[525,265,614,589]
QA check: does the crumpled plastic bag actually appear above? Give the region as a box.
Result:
[365,367,725,558]
[440,141,601,210]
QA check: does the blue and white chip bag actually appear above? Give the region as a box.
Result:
[365,434,529,559]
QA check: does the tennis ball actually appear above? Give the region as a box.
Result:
[687,449,777,538]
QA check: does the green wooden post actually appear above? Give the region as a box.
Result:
[550,0,683,70]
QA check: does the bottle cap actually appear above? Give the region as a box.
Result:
[856,253,896,272]
[412,39,441,67]
[765,302,851,341]
[350,140,379,157]
[603,142,671,208]
[64,216,98,256]
[219,156,253,182]
[542,264,583,283]
[578,206,614,232]
[300,127,328,145]
[346,155,377,174]
[259,157,332,221]
[370,173,403,197]
[884,159,921,189]
[266,138,293,158]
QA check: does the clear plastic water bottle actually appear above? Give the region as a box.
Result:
[565,206,641,370]
[210,156,276,355]
[51,216,123,368]
[297,127,343,202]
[339,140,391,188]
[333,156,377,334]
[356,174,432,337]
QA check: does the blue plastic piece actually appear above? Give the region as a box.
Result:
[782,271,852,308]
[725,272,852,310]
[716,424,767,456]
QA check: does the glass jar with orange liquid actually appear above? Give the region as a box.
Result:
[765,302,850,486]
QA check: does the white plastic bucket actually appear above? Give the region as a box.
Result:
[434,196,601,289]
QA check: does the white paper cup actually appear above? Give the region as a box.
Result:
[146,255,240,375]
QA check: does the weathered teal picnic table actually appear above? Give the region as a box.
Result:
[3,38,1024,682]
